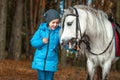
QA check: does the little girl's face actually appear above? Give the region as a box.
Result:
[49,19,59,30]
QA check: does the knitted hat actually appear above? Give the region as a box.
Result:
[44,9,60,24]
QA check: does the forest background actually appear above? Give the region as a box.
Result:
[0,0,120,70]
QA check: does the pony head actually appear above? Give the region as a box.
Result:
[60,5,114,54]
[60,6,87,50]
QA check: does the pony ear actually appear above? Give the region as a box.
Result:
[68,7,74,13]
[63,9,70,15]
[63,8,73,14]
[69,7,73,10]
[63,9,68,13]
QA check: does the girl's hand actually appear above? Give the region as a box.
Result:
[42,38,48,44]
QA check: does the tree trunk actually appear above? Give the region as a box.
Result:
[40,0,46,23]
[68,0,72,7]
[33,0,39,28]
[30,0,34,35]
[116,0,120,24]
[24,0,30,59]
[9,0,23,60]
[56,0,60,11]
[0,0,7,60]
[37,0,42,25]
[116,0,120,71]
[60,47,67,67]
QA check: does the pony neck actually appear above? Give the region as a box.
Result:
[84,11,113,52]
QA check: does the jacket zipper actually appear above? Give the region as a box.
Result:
[43,30,51,70]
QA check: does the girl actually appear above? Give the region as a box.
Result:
[30,9,60,80]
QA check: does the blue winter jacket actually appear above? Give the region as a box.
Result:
[30,23,61,72]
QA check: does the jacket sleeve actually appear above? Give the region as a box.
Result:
[30,24,45,49]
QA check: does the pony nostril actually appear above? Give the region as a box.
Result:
[60,39,67,46]
[60,40,64,45]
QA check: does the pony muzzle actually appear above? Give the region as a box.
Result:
[68,38,80,51]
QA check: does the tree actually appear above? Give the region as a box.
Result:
[9,0,23,60]
[116,0,120,24]
[0,0,7,60]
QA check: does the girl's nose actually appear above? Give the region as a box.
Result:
[54,23,58,27]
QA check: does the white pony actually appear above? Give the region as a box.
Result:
[60,5,119,80]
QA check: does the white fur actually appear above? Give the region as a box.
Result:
[60,5,119,80]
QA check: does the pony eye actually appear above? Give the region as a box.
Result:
[67,22,73,26]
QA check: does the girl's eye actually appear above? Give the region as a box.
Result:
[67,22,73,26]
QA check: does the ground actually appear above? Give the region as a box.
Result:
[0,60,120,80]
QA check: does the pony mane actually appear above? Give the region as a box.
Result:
[74,5,108,19]
[63,5,109,29]
[73,5,110,34]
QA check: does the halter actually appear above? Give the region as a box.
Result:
[62,7,82,49]
[62,7,114,55]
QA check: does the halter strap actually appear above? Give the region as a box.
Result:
[72,7,82,49]
[72,7,115,55]
[73,7,81,40]
[62,7,114,55]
